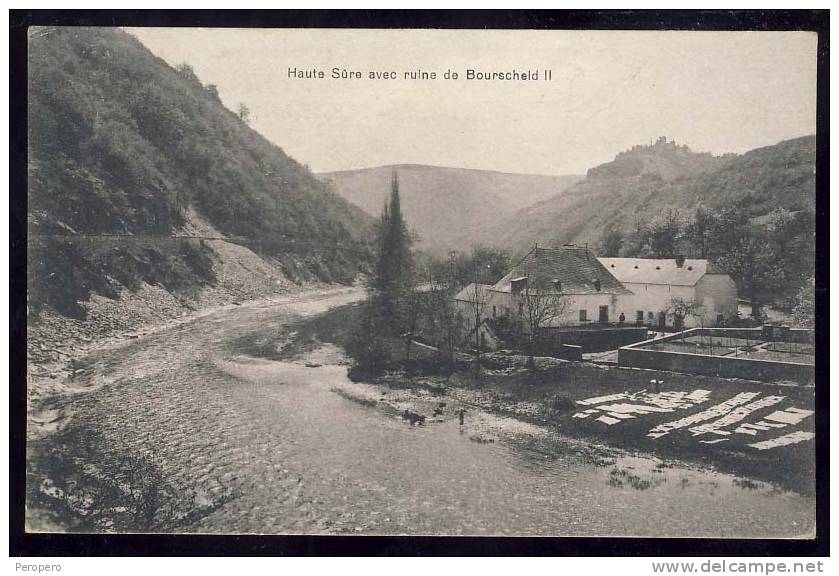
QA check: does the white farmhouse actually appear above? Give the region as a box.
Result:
[455,245,632,330]
[598,256,737,328]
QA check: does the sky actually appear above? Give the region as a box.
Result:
[128,28,817,176]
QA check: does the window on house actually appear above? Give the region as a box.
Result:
[579,309,587,322]
[716,314,724,325]
[636,310,644,324]
[599,305,608,322]
[593,279,601,292]
[647,311,655,321]
[511,277,528,295]
[553,279,562,292]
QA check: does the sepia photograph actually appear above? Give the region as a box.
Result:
[16,13,824,547]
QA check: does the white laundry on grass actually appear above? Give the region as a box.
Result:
[606,412,636,419]
[755,421,787,428]
[748,431,815,450]
[647,392,761,439]
[763,408,814,425]
[734,422,771,435]
[576,393,628,406]
[596,415,622,425]
[598,403,672,415]
[734,406,813,436]
[573,388,712,422]
[686,389,712,403]
[689,395,786,437]
[636,390,710,410]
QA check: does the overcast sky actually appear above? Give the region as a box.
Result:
[128,28,817,176]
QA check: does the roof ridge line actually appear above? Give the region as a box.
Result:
[510,244,538,271]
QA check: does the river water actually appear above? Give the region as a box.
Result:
[201,353,814,537]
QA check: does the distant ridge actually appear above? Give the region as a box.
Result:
[319,164,582,255]
[470,135,816,254]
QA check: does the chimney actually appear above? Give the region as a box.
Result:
[675,254,686,268]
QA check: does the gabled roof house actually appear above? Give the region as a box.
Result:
[456,246,632,329]
[598,256,737,327]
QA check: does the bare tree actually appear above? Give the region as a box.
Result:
[425,277,464,369]
[667,296,704,340]
[468,280,490,370]
[519,281,572,366]
[402,283,422,364]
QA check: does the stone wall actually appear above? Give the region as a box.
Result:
[617,327,815,383]
[539,326,649,352]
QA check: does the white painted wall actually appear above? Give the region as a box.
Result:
[456,274,737,332]
[483,291,621,328]
[614,276,736,328]
[695,274,738,324]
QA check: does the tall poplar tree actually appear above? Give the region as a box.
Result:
[371,171,414,324]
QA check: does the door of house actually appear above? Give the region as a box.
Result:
[599,305,608,322]
[658,311,666,328]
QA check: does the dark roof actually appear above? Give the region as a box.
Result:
[493,246,631,295]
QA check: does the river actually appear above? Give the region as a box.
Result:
[28,288,815,537]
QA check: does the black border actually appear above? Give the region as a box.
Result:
[9,9,829,557]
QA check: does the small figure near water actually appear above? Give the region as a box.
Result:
[458,408,466,426]
[402,409,425,426]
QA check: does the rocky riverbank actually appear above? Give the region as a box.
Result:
[25,231,349,407]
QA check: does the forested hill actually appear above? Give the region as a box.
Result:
[28,27,372,318]
[474,135,816,253]
[319,165,581,255]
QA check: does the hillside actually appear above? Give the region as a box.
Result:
[318,165,581,255]
[474,136,816,254]
[27,27,373,320]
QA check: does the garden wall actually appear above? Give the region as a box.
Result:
[617,327,815,383]
[539,326,649,352]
